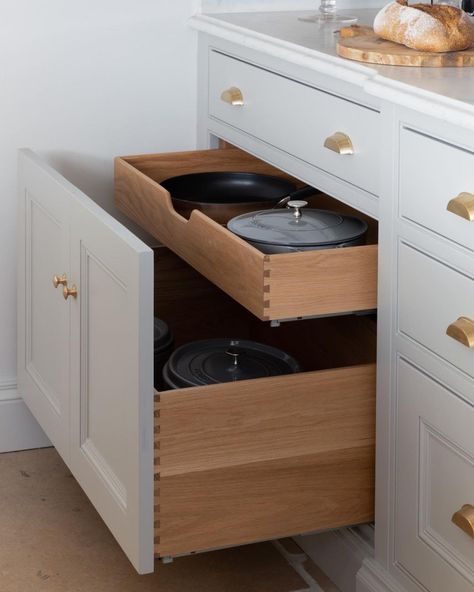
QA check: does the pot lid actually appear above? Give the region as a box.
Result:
[227,201,368,247]
[166,339,300,387]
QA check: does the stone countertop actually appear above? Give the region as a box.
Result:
[190,8,474,130]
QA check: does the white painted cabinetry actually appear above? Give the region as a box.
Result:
[16,17,474,591]
[395,359,473,592]
[18,150,155,573]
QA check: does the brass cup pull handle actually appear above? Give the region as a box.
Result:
[53,274,68,289]
[446,317,474,349]
[447,192,474,222]
[324,132,354,155]
[452,504,474,538]
[220,87,244,106]
[63,284,78,300]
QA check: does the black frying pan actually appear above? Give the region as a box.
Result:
[161,172,318,224]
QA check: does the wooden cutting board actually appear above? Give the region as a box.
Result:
[337,25,474,67]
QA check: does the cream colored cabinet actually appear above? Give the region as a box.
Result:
[208,50,381,197]
[18,142,379,575]
[18,150,155,573]
[395,359,474,592]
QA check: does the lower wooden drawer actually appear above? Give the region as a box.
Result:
[154,363,376,557]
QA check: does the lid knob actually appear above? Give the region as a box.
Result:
[226,347,243,366]
[287,200,308,219]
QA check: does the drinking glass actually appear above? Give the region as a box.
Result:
[299,0,357,24]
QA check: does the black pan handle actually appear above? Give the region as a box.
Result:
[273,185,318,209]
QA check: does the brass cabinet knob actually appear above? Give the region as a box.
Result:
[446,192,474,222]
[220,87,244,106]
[324,132,354,155]
[452,504,474,538]
[446,317,474,349]
[53,274,68,289]
[63,285,78,300]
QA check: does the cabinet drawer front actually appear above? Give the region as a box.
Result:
[209,51,380,196]
[115,149,378,321]
[400,128,474,251]
[396,359,474,592]
[155,364,375,557]
[398,243,474,384]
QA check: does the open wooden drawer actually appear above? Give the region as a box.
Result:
[153,251,376,558]
[115,148,378,321]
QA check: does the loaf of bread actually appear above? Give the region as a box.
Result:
[374,0,474,52]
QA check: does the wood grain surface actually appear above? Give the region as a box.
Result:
[154,364,376,557]
[115,149,378,321]
[337,26,474,67]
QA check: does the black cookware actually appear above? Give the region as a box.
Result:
[162,338,300,389]
[161,171,318,224]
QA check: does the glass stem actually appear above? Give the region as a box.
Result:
[320,0,337,15]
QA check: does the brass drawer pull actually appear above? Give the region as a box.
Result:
[324,132,354,155]
[452,504,474,538]
[220,87,244,106]
[53,274,68,288]
[63,284,78,300]
[447,192,474,222]
[446,317,474,349]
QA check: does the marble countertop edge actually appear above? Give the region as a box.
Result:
[189,12,474,131]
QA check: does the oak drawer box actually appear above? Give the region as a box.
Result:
[115,148,378,322]
[155,362,376,557]
[395,359,474,592]
[208,51,381,197]
[400,127,474,251]
[398,243,474,386]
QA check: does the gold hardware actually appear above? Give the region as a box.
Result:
[53,274,68,289]
[220,87,244,106]
[446,317,474,349]
[447,192,474,222]
[452,504,474,538]
[63,284,78,300]
[324,132,354,155]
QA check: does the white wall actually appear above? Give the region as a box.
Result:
[0,0,199,449]
[202,0,383,12]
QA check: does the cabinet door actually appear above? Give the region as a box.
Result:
[18,150,155,574]
[18,150,71,459]
[395,359,474,592]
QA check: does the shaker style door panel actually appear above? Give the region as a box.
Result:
[395,359,474,592]
[18,150,70,459]
[17,150,155,575]
[69,191,155,574]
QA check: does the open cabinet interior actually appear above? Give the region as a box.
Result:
[153,246,377,380]
[113,141,379,560]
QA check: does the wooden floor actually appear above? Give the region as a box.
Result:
[0,448,340,592]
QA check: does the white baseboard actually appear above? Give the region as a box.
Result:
[357,559,408,592]
[294,525,375,592]
[0,386,51,453]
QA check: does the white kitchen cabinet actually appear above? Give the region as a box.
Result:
[395,358,474,592]
[208,50,381,196]
[16,11,474,590]
[18,144,378,574]
[18,150,155,574]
